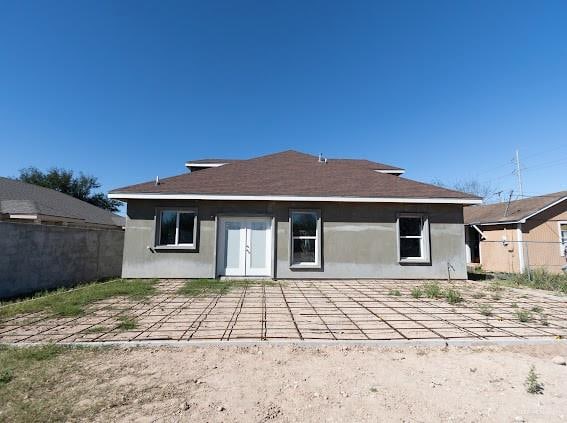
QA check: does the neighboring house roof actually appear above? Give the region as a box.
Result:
[464,191,567,225]
[0,177,125,228]
[110,150,480,204]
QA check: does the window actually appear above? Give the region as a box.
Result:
[290,210,321,267]
[397,214,430,263]
[560,222,567,256]
[156,209,197,248]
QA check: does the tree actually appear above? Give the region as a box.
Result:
[19,167,121,212]
[432,178,497,202]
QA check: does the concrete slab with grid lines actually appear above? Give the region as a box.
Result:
[1,280,566,344]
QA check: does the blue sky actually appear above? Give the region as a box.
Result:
[1,0,566,204]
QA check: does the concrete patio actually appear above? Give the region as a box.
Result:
[1,280,567,344]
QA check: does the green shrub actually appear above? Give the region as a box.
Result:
[388,289,401,297]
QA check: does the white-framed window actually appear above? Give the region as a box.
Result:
[397,213,430,263]
[156,209,197,248]
[289,209,321,268]
[560,221,567,256]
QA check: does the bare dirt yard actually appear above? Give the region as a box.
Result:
[2,342,567,422]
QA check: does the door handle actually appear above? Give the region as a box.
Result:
[245,245,251,254]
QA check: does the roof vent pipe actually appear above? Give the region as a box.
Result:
[318,153,323,163]
[155,176,160,186]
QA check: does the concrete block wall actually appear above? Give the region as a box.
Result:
[0,221,124,299]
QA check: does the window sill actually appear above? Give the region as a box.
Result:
[289,263,322,270]
[154,245,197,252]
[399,258,431,266]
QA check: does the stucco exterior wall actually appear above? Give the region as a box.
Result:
[0,221,124,299]
[522,203,567,273]
[122,200,467,280]
[478,225,520,273]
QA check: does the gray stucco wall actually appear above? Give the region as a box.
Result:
[0,222,124,299]
[122,200,467,280]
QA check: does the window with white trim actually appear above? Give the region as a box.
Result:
[156,210,197,247]
[290,210,321,267]
[560,222,567,256]
[397,214,430,262]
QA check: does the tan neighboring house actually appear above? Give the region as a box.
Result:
[464,191,567,274]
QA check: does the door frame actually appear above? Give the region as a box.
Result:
[215,214,276,278]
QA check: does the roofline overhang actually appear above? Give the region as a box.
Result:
[184,162,229,170]
[374,169,405,175]
[108,192,482,204]
[465,195,567,226]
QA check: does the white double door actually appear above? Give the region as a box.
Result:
[218,217,272,277]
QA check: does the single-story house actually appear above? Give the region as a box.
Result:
[109,150,481,280]
[464,191,567,274]
[0,177,125,298]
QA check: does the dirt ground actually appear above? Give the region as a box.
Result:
[5,342,567,422]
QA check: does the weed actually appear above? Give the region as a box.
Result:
[116,316,138,331]
[511,303,518,308]
[540,314,549,326]
[516,310,533,323]
[491,293,502,301]
[388,289,401,297]
[422,282,443,299]
[0,279,157,319]
[369,387,378,393]
[531,306,543,313]
[82,325,107,334]
[444,289,463,304]
[472,292,486,299]
[479,304,493,317]
[524,365,544,394]
[0,368,13,385]
[411,287,423,298]
[497,269,567,293]
[177,279,275,297]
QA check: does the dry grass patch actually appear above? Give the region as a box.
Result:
[0,279,157,320]
[177,279,278,297]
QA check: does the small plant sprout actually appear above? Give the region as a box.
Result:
[479,304,493,317]
[531,306,543,313]
[511,302,518,308]
[388,289,401,297]
[491,293,502,301]
[540,314,549,326]
[524,365,544,394]
[444,289,463,304]
[423,282,443,299]
[516,310,533,323]
[472,292,486,299]
[411,287,423,298]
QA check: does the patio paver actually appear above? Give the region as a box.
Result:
[1,279,566,344]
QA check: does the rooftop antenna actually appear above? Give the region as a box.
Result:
[155,176,160,186]
[503,190,513,217]
[514,149,524,197]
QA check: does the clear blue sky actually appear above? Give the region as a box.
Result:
[1,0,566,203]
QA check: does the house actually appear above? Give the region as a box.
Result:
[464,191,567,274]
[108,150,481,280]
[0,177,125,298]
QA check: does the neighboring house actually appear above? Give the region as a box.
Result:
[464,191,567,274]
[109,151,480,280]
[0,177,125,298]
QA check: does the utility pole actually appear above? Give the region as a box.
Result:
[514,149,531,280]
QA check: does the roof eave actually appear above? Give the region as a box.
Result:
[108,192,482,205]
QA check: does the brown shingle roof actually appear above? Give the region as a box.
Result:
[110,150,479,201]
[464,191,567,225]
